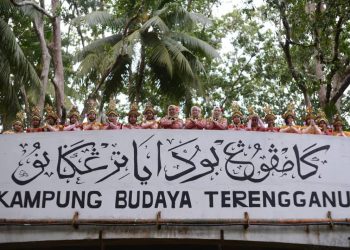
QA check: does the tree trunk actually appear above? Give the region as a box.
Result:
[135,44,146,103]
[51,0,65,117]
[33,1,51,115]
[20,86,30,127]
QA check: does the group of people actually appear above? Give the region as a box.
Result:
[2,100,349,137]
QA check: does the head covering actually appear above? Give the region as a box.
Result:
[247,106,265,129]
[167,105,180,118]
[333,114,343,126]
[190,106,202,118]
[143,101,156,115]
[231,101,243,117]
[212,106,223,119]
[264,105,276,122]
[128,102,141,117]
[303,105,315,121]
[316,109,328,124]
[31,106,41,120]
[68,106,80,119]
[12,111,25,126]
[44,104,58,121]
[86,102,97,115]
[248,106,259,119]
[106,99,118,116]
[283,102,296,119]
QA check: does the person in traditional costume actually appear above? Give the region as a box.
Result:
[63,106,82,131]
[43,104,62,132]
[301,105,322,135]
[26,106,45,133]
[159,105,183,129]
[82,102,103,130]
[184,106,206,129]
[3,111,25,134]
[280,103,301,134]
[123,103,142,129]
[332,114,346,137]
[264,105,279,132]
[206,106,227,130]
[228,102,245,130]
[245,106,266,132]
[141,102,159,129]
[102,99,122,130]
[315,109,332,135]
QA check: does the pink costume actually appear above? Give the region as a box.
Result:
[141,102,159,129]
[228,102,245,131]
[64,106,82,131]
[185,106,206,130]
[102,99,122,130]
[160,105,183,129]
[206,106,227,130]
[245,107,266,132]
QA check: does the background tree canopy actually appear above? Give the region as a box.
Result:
[1,0,349,129]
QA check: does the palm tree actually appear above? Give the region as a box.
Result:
[75,1,219,109]
[0,1,40,128]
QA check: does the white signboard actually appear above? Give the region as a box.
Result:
[0,130,349,220]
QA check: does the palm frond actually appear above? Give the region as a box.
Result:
[0,0,13,11]
[170,32,220,59]
[163,37,194,79]
[102,55,131,103]
[73,11,123,28]
[150,41,173,77]
[77,53,103,76]
[0,17,40,89]
[75,34,123,61]
[141,15,169,33]
[156,3,212,27]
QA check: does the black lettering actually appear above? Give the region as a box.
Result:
[293,191,305,207]
[11,191,23,207]
[248,191,260,207]
[180,191,191,208]
[0,191,9,208]
[42,191,55,208]
[72,191,85,208]
[155,191,166,208]
[167,191,179,208]
[115,191,127,208]
[221,191,230,207]
[338,191,350,207]
[129,191,140,209]
[204,191,218,208]
[309,192,321,207]
[262,191,275,207]
[142,191,153,208]
[57,191,70,208]
[322,191,336,207]
[278,191,290,207]
[232,191,247,207]
[87,191,102,208]
[24,191,40,208]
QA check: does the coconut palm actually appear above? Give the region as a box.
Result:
[75,1,219,107]
[0,1,41,128]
